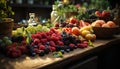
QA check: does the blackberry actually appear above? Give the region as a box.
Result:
[11,36,24,43]
[56,46,62,51]
[44,47,50,54]
[31,52,36,57]
[64,46,70,53]
[27,45,36,56]
[69,46,74,51]
[74,46,78,49]
[66,49,70,53]
[64,40,70,46]
[76,39,81,43]
[39,50,45,56]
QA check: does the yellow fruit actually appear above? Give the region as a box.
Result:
[12,30,17,36]
[80,26,92,32]
[85,34,96,41]
[81,30,91,37]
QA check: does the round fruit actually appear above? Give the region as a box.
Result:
[81,30,91,37]
[94,20,106,27]
[102,24,110,28]
[91,22,101,27]
[107,21,116,28]
[85,34,96,41]
[72,27,80,36]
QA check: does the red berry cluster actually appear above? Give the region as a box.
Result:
[6,41,27,58]
[30,28,64,55]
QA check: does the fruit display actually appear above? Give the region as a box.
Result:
[91,20,117,28]
[0,23,94,58]
[91,20,119,38]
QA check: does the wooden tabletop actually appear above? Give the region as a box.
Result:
[0,35,120,69]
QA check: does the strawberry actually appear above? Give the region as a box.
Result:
[34,48,39,54]
[83,41,88,45]
[31,34,37,39]
[21,40,27,46]
[51,36,59,41]
[46,36,51,41]
[69,43,75,47]
[46,32,50,35]
[41,39,47,44]
[57,41,64,46]
[34,38,40,45]
[50,47,56,52]
[36,34,42,39]
[6,45,13,51]
[39,45,45,50]
[95,11,102,17]
[58,36,62,40]
[18,46,27,54]
[12,42,17,47]
[11,49,21,58]
[50,28,56,33]
[37,32,41,34]
[49,41,56,47]
[51,33,57,37]
[41,32,47,38]
[7,47,22,58]
[77,43,88,48]
[102,10,110,17]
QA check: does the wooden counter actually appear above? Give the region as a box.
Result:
[0,35,120,69]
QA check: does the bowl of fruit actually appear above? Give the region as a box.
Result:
[91,20,119,39]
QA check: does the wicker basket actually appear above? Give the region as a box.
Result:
[93,26,119,39]
[0,18,14,38]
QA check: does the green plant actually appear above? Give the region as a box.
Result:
[0,0,14,23]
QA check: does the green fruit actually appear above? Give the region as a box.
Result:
[37,24,42,29]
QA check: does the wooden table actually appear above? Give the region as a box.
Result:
[0,35,120,69]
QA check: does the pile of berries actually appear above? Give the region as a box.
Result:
[0,28,89,58]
